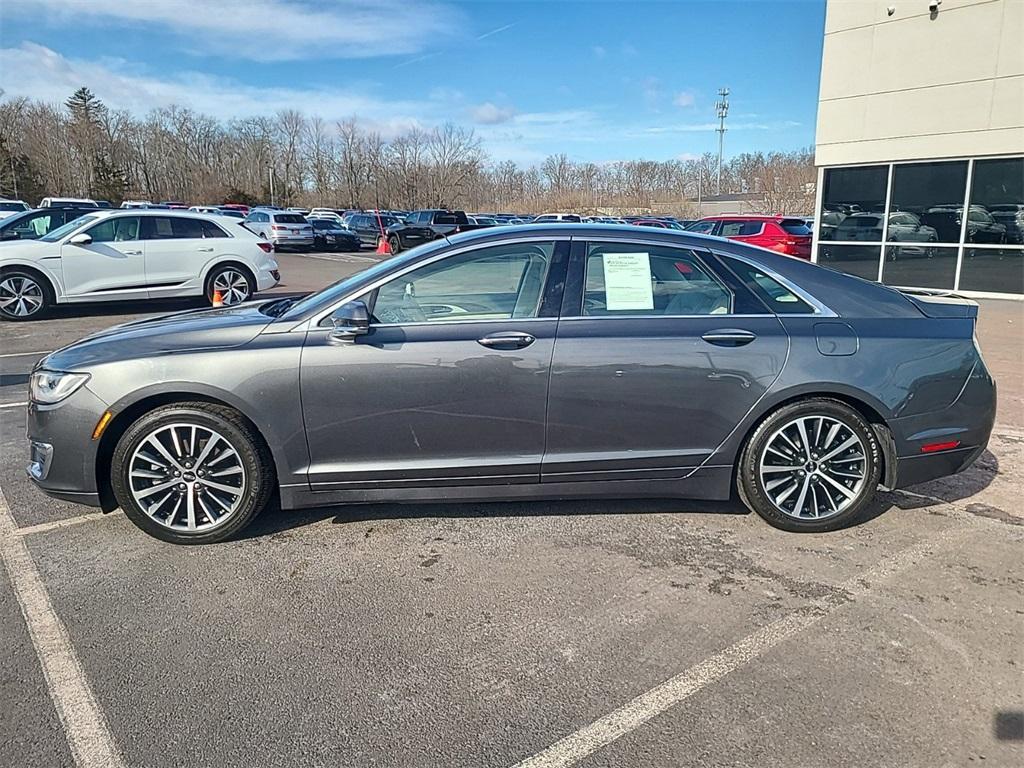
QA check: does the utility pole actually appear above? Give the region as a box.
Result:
[715,87,729,195]
[268,165,275,206]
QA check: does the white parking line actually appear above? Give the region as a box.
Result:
[14,512,117,538]
[301,252,381,263]
[512,524,966,768]
[0,484,125,767]
[0,350,51,359]
[0,401,28,409]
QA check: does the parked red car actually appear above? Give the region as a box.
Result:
[686,215,813,259]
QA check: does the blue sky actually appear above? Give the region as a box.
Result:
[1,0,826,165]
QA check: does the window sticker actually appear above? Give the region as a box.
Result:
[602,252,653,310]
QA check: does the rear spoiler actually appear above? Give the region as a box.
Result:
[900,288,978,319]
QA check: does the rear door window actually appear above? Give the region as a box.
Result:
[170,217,206,239]
[200,220,229,238]
[720,220,763,237]
[582,243,732,316]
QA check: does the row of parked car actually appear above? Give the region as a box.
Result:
[820,205,1022,245]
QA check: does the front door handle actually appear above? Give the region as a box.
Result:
[701,329,757,347]
[123,250,142,255]
[477,331,536,350]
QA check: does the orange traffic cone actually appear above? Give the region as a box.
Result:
[376,236,392,255]
[212,289,224,307]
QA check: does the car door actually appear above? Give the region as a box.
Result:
[542,238,789,482]
[142,215,219,292]
[0,209,66,241]
[300,238,569,490]
[60,215,147,298]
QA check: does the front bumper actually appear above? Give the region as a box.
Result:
[25,385,109,508]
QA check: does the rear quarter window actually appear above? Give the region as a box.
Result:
[779,219,812,236]
[721,256,814,314]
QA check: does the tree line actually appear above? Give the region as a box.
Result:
[0,88,816,215]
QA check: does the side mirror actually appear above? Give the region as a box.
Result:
[328,300,369,343]
[67,232,92,246]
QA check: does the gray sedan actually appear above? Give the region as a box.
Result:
[26,225,995,544]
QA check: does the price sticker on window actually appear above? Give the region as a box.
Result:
[602,252,653,310]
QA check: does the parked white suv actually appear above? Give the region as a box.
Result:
[0,210,280,320]
[243,208,314,250]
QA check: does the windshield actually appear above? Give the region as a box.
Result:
[281,237,451,318]
[40,214,99,242]
[0,202,26,212]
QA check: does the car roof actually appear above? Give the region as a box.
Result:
[700,214,795,221]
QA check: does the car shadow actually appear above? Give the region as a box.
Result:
[858,448,1001,525]
[237,496,747,540]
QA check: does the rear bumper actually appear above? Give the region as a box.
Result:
[270,235,314,247]
[888,360,996,489]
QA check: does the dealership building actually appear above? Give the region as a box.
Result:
[813,0,1023,297]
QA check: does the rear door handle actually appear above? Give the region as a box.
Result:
[198,246,214,252]
[477,331,536,350]
[701,329,757,347]
[123,250,142,255]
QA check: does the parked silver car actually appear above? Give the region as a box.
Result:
[243,209,314,251]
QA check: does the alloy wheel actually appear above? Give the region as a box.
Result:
[0,275,44,317]
[758,415,867,521]
[212,269,251,305]
[128,423,247,532]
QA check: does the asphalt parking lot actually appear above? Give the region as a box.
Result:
[2,252,1022,768]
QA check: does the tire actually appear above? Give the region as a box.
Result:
[111,403,275,544]
[737,398,882,533]
[0,268,53,321]
[205,264,254,306]
[388,235,402,254]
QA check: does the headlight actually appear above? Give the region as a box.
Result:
[30,370,90,404]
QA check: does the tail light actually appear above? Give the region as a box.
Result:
[271,225,285,231]
[921,440,960,453]
[257,242,273,253]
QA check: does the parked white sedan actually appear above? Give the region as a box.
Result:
[0,209,280,320]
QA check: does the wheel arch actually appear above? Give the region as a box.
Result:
[201,258,257,293]
[0,261,62,302]
[95,389,280,512]
[728,384,897,498]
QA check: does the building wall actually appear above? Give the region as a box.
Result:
[816,0,1024,167]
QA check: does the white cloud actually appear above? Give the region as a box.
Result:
[0,42,432,133]
[4,0,462,61]
[469,102,517,125]
[672,90,696,108]
[476,23,515,41]
[591,45,607,59]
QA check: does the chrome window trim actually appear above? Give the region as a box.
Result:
[303,235,569,330]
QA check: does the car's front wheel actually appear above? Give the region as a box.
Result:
[111,403,275,544]
[0,269,52,321]
[388,235,402,254]
[738,398,882,532]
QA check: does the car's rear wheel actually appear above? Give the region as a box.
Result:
[206,265,253,306]
[0,269,52,321]
[111,403,274,544]
[738,398,882,532]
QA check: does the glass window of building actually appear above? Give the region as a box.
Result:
[819,165,888,243]
[890,161,968,245]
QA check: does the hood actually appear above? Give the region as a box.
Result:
[42,301,276,371]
